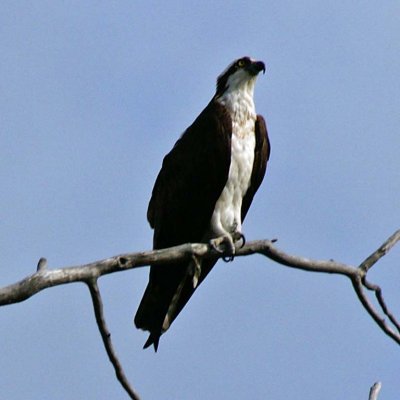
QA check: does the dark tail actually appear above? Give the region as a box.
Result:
[134,282,166,352]
[143,333,160,352]
[134,258,218,350]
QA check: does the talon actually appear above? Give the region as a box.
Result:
[231,231,246,248]
[209,235,235,261]
[237,233,246,248]
[209,237,226,254]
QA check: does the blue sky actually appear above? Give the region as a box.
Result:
[1,1,399,399]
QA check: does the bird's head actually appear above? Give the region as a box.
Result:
[216,57,266,97]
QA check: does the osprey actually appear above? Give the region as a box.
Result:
[135,56,270,351]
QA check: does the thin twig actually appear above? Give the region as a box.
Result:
[352,275,400,345]
[87,279,141,400]
[368,381,382,400]
[36,257,47,272]
[363,278,400,334]
[360,230,400,273]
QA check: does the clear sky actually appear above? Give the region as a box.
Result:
[1,1,399,399]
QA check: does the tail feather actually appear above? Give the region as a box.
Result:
[143,333,160,352]
[134,258,218,350]
[134,283,166,341]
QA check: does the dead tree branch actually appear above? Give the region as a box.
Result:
[369,381,382,400]
[360,230,400,273]
[0,230,399,399]
[87,279,141,400]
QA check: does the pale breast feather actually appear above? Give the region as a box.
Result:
[210,120,256,236]
[211,76,258,237]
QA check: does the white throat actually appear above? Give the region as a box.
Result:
[217,75,257,128]
[210,74,258,239]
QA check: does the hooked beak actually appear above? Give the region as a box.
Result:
[246,60,266,76]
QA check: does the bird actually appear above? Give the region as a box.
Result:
[134,56,270,351]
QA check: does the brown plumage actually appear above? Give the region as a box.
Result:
[135,57,270,351]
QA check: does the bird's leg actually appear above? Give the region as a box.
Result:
[222,231,246,260]
[209,235,236,262]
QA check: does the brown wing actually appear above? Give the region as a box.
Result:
[135,99,232,350]
[154,114,270,348]
[241,115,270,220]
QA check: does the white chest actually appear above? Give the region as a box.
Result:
[210,90,256,236]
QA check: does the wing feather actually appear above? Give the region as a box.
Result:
[135,100,232,348]
[159,115,271,345]
[241,115,270,220]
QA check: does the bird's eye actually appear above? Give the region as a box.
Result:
[237,59,245,68]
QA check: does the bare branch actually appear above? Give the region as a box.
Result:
[351,276,400,345]
[0,240,357,306]
[242,240,355,276]
[360,229,400,273]
[36,257,47,272]
[0,230,399,399]
[368,381,382,400]
[87,279,141,400]
[0,233,399,346]
[363,278,400,334]
[0,243,211,306]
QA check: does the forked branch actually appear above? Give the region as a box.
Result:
[0,230,399,399]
